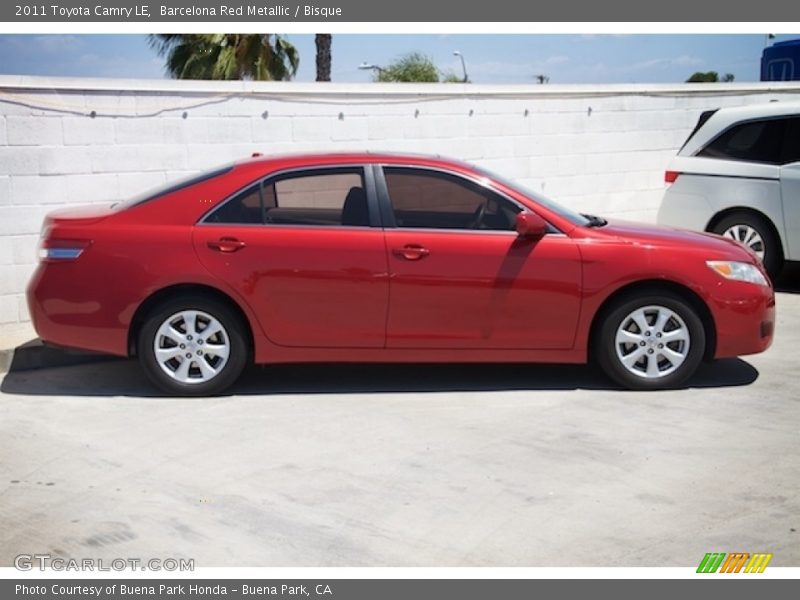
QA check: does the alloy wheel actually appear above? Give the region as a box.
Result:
[153,310,230,384]
[614,305,691,379]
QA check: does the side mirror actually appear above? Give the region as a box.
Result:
[515,211,547,239]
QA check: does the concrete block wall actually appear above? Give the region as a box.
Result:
[2,76,800,334]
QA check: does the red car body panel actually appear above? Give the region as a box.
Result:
[193,224,390,348]
[27,153,775,367]
[382,229,582,349]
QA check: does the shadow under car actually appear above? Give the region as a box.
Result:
[1,356,759,398]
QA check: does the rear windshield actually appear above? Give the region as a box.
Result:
[113,165,234,210]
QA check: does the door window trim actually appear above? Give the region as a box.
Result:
[197,164,382,229]
[374,163,563,235]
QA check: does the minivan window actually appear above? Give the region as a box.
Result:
[781,117,800,164]
[697,118,787,164]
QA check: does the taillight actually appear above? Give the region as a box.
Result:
[38,239,91,262]
[665,170,680,184]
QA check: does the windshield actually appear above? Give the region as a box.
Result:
[113,164,234,210]
[471,165,592,227]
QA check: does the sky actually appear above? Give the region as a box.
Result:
[0,33,797,84]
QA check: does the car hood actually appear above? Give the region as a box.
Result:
[595,218,757,260]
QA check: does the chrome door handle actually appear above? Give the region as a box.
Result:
[207,237,246,253]
[392,245,430,261]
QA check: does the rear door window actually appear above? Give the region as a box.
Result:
[204,167,370,227]
[267,169,368,226]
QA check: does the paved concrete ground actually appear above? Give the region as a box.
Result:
[0,322,36,373]
[1,278,798,567]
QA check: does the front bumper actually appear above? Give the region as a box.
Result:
[710,280,775,359]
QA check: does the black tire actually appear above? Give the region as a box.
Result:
[137,294,248,396]
[594,291,706,390]
[711,212,782,280]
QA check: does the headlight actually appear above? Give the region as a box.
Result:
[706,261,769,286]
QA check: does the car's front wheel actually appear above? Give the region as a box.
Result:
[595,292,706,390]
[138,295,248,396]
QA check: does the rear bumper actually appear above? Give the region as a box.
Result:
[26,263,129,357]
[711,281,775,359]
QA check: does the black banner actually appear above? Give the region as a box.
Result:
[4,579,800,600]
[2,0,800,22]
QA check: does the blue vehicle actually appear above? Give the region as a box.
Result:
[761,39,800,81]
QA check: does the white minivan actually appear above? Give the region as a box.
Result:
[657,102,800,278]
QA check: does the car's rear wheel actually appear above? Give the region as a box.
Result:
[711,212,782,279]
[138,295,248,396]
[595,292,706,390]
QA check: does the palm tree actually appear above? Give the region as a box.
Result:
[315,34,332,82]
[149,34,299,81]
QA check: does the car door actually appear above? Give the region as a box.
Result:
[780,116,800,261]
[378,166,582,350]
[193,166,389,348]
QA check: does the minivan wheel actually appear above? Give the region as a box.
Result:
[595,292,706,390]
[138,295,247,396]
[712,212,782,279]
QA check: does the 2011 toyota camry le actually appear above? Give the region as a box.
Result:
[27,152,775,395]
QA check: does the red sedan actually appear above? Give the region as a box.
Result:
[27,153,775,395]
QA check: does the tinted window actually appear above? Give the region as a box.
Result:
[698,118,787,164]
[204,168,369,227]
[470,164,588,227]
[205,184,264,224]
[781,117,800,164]
[384,168,519,230]
[266,169,368,227]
